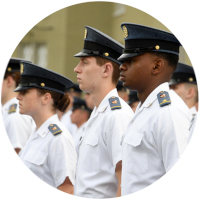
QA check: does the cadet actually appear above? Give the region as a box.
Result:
[169,62,198,117]
[74,26,134,198]
[15,62,77,194]
[127,90,139,112]
[1,58,35,154]
[59,83,82,136]
[116,80,129,102]
[70,97,92,155]
[118,23,192,195]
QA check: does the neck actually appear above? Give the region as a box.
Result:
[90,84,115,108]
[2,92,18,106]
[32,111,55,130]
[76,121,85,129]
[138,81,166,104]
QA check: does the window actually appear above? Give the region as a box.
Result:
[18,42,48,68]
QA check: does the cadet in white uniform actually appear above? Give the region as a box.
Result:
[118,23,192,195]
[59,84,82,136]
[2,58,35,154]
[14,61,77,194]
[70,97,92,155]
[169,62,198,117]
[74,26,134,198]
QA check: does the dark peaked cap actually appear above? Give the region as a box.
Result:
[118,23,181,62]
[14,62,73,94]
[6,57,31,73]
[74,26,124,65]
[169,63,196,85]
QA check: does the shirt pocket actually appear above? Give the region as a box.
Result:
[123,132,148,174]
[24,149,47,166]
[81,136,99,172]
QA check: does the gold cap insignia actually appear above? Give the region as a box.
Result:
[84,28,87,39]
[112,100,118,104]
[7,67,12,72]
[123,26,128,38]
[70,88,74,92]
[41,83,45,87]
[189,77,194,82]
[81,105,85,109]
[104,52,109,57]
[155,45,160,50]
[20,63,24,74]
[52,126,57,131]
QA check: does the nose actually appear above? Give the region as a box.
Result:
[74,62,81,74]
[119,62,127,72]
[16,92,22,101]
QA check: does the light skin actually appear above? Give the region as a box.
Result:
[130,101,140,112]
[170,83,198,109]
[74,56,122,196]
[74,56,116,107]
[119,52,174,104]
[71,109,89,128]
[1,76,20,154]
[16,88,74,194]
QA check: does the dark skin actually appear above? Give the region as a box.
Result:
[119,52,174,104]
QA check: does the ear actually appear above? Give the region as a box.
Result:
[102,62,112,78]
[185,87,195,99]
[42,93,52,105]
[151,59,165,75]
[6,76,15,87]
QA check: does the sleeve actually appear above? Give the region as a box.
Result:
[154,107,189,172]
[105,110,132,168]
[4,113,31,149]
[48,135,77,187]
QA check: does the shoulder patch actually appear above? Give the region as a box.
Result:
[157,91,171,107]
[8,103,17,114]
[108,96,121,110]
[48,124,62,136]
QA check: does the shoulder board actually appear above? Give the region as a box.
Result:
[108,96,121,110]
[8,103,17,114]
[48,124,62,136]
[157,91,171,107]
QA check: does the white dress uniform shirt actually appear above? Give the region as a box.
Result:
[19,114,77,187]
[75,88,134,198]
[121,82,192,195]
[72,122,86,156]
[190,106,198,117]
[60,109,78,136]
[2,97,35,149]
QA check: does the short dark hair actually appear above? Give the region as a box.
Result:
[95,56,120,85]
[149,52,179,71]
[4,71,21,87]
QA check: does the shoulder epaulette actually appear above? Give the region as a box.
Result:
[48,124,62,136]
[8,103,17,114]
[108,96,121,110]
[157,91,171,107]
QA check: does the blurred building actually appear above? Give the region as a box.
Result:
[12,2,191,82]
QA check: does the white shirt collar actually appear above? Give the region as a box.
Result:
[35,114,60,138]
[95,88,119,113]
[136,82,169,112]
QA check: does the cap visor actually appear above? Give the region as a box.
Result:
[14,85,32,92]
[74,52,91,57]
[117,52,143,62]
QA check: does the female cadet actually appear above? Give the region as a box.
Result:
[14,61,77,194]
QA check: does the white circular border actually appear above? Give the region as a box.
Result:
[0,1,199,200]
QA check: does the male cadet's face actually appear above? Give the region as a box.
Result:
[170,83,187,102]
[119,53,154,91]
[74,57,102,93]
